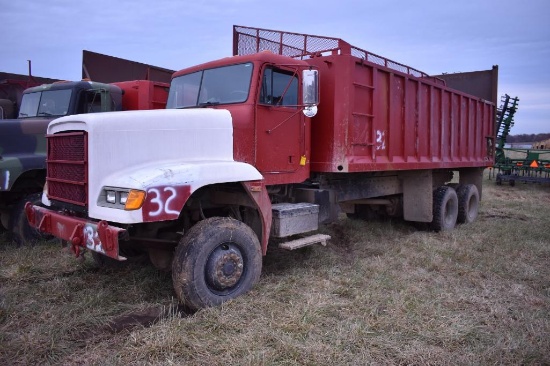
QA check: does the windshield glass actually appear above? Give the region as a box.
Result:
[18,89,72,118]
[167,62,253,108]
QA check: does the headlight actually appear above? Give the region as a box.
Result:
[120,192,128,205]
[106,190,117,204]
[99,187,145,210]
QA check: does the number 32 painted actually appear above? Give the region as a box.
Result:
[147,187,180,216]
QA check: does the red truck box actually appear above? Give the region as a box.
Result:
[112,80,169,111]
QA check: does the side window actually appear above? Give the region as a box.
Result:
[80,91,104,113]
[260,67,298,107]
[18,92,41,117]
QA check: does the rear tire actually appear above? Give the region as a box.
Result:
[172,217,262,311]
[456,184,479,224]
[431,186,458,232]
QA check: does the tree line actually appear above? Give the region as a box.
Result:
[506,133,550,143]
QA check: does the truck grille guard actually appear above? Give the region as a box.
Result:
[46,131,88,206]
[24,131,127,260]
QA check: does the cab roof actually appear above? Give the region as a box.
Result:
[23,80,120,94]
[172,52,308,79]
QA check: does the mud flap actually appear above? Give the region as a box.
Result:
[400,170,433,222]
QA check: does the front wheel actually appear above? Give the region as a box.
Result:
[10,192,52,246]
[431,186,458,232]
[172,217,262,311]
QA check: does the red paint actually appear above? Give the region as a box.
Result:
[178,53,313,186]
[228,26,495,175]
[112,80,170,110]
[25,203,125,260]
[176,34,494,185]
[141,185,191,222]
[305,54,494,172]
[242,181,272,255]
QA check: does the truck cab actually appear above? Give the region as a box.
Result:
[17,81,123,119]
[167,52,317,185]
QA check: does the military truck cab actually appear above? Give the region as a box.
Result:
[17,81,123,118]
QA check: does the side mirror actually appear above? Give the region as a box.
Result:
[302,69,319,118]
[302,69,319,105]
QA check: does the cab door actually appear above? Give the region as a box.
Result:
[255,65,304,181]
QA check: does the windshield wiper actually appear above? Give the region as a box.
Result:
[37,112,53,116]
[18,112,28,117]
[198,101,220,107]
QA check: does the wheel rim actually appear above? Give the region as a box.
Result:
[205,242,245,294]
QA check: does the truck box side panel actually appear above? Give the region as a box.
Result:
[434,66,499,106]
[112,80,169,110]
[308,55,495,173]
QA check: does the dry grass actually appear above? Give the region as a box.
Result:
[1,174,549,365]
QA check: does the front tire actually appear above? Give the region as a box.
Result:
[172,217,262,311]
[431,186,458,232]
[10,192,52,246]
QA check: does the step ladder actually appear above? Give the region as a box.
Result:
[278,234,331,250]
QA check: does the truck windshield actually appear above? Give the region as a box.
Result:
[167,62,253,108]
[18,89,72,118]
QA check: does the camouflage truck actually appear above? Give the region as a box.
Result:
[0,71,58,119]
[0,80,168,244]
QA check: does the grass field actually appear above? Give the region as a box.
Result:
[1,175,549,365]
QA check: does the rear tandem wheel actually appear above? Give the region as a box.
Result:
[456,184,479,224]
[431,186,458,232]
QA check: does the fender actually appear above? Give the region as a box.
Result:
[90,160,263,223]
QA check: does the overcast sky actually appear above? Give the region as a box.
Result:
[1,0,548,134]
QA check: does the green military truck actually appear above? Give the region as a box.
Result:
[0,80,168,244]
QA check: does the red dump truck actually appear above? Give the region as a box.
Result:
[26,26,496,310]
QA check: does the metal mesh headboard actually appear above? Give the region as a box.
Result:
[233,25,342,59]
[233,25,442,83]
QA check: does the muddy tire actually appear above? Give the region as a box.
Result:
[456,184,479,224]
[431,186,458,232]
[172,217,262,311]
[10,192,51,246]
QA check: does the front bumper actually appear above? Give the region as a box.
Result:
[25,203,128,260]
